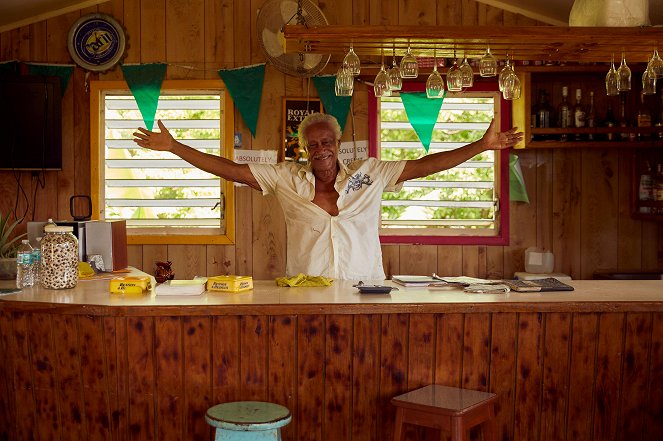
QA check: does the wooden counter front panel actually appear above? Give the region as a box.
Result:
[1,311,662,441]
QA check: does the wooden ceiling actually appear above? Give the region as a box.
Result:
[283,24,663,64]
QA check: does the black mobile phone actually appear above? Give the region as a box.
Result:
[0,288,21,295]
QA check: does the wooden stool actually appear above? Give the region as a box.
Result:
[205,401,291,440]
[391,385,497,441]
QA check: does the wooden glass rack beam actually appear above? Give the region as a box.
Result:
[282,25,663,63]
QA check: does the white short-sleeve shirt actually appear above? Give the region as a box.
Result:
[249,158,406,281]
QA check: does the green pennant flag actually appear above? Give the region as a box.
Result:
[400,91,445,152]
[312,75,352,133]
[120,63,167,131]
[0,60,19,75]
[218,64,265,138]
[26,64,74,96]
[509,153,529,203]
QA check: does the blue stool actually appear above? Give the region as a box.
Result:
[205,401,292,440]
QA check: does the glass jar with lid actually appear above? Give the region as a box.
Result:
[40,225,79,289]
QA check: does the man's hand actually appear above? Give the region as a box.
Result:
[481,118,524,150]
[133,119,175,151]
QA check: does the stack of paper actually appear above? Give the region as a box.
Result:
[391,275,493,287]
[155,277,208,296]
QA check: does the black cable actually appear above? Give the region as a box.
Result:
[13,170,29,223]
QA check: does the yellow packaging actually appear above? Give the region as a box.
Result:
[207,275,253,292]
[109,276,152,295]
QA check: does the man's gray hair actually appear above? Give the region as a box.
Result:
[298,113,341,149]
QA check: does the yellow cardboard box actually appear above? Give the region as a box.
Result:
[109,276,152,295]
[207,275,253,292]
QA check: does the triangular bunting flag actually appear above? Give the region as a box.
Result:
[312,75,352,133]
[218,64,265,138]
[26,64,74,96]
[120,63,167,130]
[400,91,445,152]
[0,60,19,75]
[509,153,529,203]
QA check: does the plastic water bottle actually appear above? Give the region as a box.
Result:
[16,239,35,288]
[32,237,42,285]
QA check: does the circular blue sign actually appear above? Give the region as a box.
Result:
[68,14,126,72]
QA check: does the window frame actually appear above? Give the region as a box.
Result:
[368,80,510,246]
[90,79,235,245]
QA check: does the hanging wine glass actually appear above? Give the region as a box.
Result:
[459,55,474,88]
[642,63,657,95]
[501,64,521,101]
[498,55,513,92]
[387,47,402,91]
[335,62,354,97]
[605,54,619,96]
[479,45,497,77]
[447,57,463,92]
[648,48,663,79]
[426,48,445,99]
[400,44,418,78]
[374,49,390,97]
[616,51,631,92]
[343,43,361,76]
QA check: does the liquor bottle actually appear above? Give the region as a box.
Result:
[619,93,629,141]
[558,86,571,141]
[656,93,663,140]
[639,161,653,213]
[636,92,651,141]
[531,90,540,132]
[604,100,617,141]
[654,164,663,215]
[573,88,586,141]
[537,90,551,141]
[587,91,596,141]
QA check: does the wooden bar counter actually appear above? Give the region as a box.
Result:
[1,277,662,441]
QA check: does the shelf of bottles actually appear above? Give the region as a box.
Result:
[515,67,663,149]
[634,150,663,221]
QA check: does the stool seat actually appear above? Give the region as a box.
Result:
[392,385,497,441]
[206,401,291,440]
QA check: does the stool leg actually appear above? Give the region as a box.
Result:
[451,416,467,441]
[480,404,497,441]
[215,428,282,440]
[393,408,405,441]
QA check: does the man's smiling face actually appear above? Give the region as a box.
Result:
[304,122,339,175]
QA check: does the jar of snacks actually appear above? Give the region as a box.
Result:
[40,225,79,289]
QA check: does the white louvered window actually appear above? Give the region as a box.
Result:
[375,89,508,244]
[90,80,235,245]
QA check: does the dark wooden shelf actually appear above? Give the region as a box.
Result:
[525,140,663,149]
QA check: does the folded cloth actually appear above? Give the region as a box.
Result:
[275,273,334,287]
[78,261,96,278]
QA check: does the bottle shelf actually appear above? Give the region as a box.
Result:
[527,140,663,149]
[511,67,663,221]
[512,67,663,151]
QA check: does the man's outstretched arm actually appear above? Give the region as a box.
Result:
[397,118,523,183]
[133,120,261,190]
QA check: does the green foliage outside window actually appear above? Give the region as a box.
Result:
[380,96,496,227]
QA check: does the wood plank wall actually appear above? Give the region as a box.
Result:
[1,308,662,440]
[1,0,662,280]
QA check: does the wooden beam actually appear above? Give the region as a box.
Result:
[283,24,663,63]
[474,0,570,26]
[0,0,110,33]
